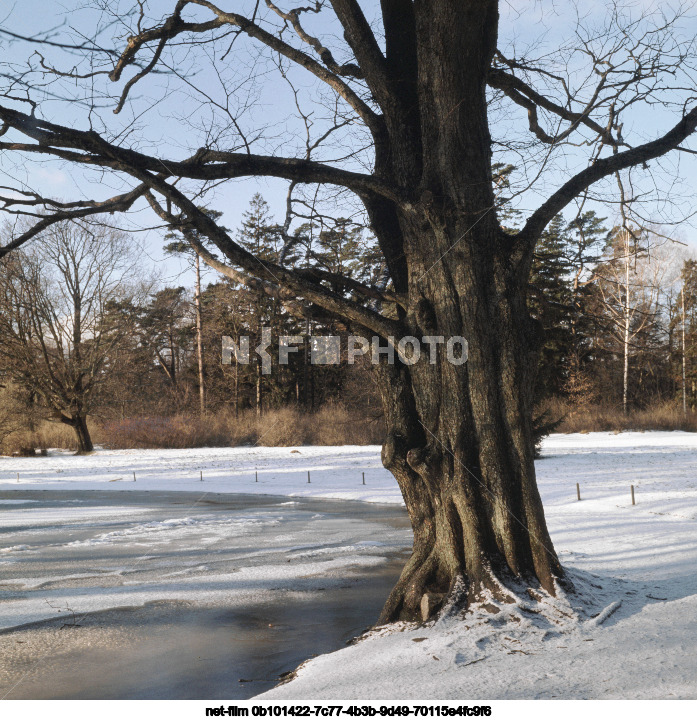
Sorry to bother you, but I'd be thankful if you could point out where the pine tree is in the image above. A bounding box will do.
[236,194,299,413]
[140,287,193,393]
[528,215,574,398]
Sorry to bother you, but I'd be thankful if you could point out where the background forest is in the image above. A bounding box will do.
[2,192,697,455]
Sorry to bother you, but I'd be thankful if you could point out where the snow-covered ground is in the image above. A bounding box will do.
[0,445,401,503]
[1,431,697,699]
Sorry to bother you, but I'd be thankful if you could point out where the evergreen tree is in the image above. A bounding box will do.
[314,219,368,291]
[528,215,574,398]
[236,194,299,413]
[563,212,610,406]
[140,287,193,392]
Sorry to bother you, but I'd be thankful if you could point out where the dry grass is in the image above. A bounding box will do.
[94,415,235,450]
[6,399,694,455]
[96,404,385,450]
[0,420,83,456]
[541,397,697,434]
[1,405,384,454]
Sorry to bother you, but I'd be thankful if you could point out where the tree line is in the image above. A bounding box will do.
[529,213,697,416]
[2,193,696,456]
[0,193,384,452]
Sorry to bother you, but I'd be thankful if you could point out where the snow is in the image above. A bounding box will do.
[2,431,697,698]
[0,445,401,503]
[257,575,697,700]
[255,432,697,699]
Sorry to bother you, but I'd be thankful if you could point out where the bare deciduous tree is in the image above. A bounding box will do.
[1,1,697,621]
[0,220,142,452]
[593,229,677,412]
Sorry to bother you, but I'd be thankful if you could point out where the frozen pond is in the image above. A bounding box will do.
[0,490,411,699]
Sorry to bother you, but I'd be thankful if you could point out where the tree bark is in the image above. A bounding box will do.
[367,0,562,623]
[73,414,94,453]
[60,413,94,453]
[374,213,562,624]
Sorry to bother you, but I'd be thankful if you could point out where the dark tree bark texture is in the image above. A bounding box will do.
[366,1,561,621]
[60,412,94,454]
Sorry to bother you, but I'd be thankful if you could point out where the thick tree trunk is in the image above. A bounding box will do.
[60,413,94,453]
[374,223,563,624]
[73,415,94,453]
[364,0,563,624]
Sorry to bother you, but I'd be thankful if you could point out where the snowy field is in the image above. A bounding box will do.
[1,432,697,699]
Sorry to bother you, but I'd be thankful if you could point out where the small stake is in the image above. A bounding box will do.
[631,484,635,506]
[17,473,19,482]
[576,482,581,501]
[133,471,137,482]
[200,470,203,482]
[255,470,258,483]
[307,470,311,484]
[362,472,366,486]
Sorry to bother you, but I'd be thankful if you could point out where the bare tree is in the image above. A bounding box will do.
[592,228,680,411]
[642,241,691,409]
[164,247,207,414]
[1,1,697,621]
[0,220,142,452]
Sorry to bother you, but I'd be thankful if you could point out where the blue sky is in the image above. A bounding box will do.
[2,0,697,291]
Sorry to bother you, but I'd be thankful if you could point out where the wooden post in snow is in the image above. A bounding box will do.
[576,483,581,501]
[631,485,635,505]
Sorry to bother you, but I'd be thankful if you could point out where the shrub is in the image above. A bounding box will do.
[96,405,385,449]
[0,419,83,455]
[538,397,697,434]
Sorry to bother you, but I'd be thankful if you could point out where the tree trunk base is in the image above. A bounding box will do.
[378,558,574,627]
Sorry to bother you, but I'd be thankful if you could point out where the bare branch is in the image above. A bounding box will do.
[140,182,402,339]
[517,106,697,247]
[265,1,364,78]
[108,0,382,131]
[488,67,623,148]
[329,0,393,109]
[0,105,404,203]
[0,185,148,258]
